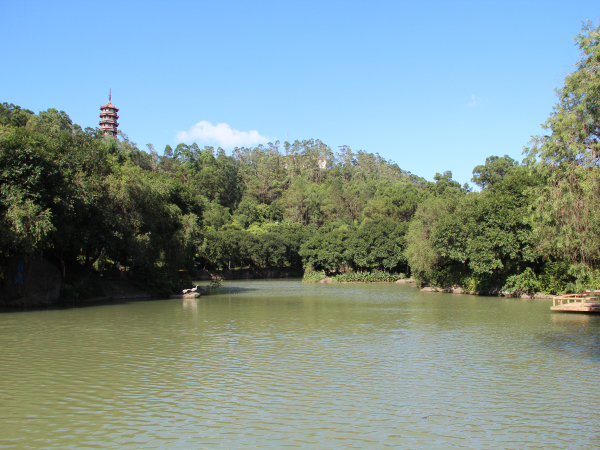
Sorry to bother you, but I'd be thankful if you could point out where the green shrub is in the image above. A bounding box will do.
[538,261,575,294]
[302,270,325,283]
[332,270,402,283]
[502,267,540,295]
[461,276,479,293]
[429,264,469,290]
[567,263,600,293]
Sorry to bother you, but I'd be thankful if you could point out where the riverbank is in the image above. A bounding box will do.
[195,267,303,280]
[318,277,415,284]
[0,279,156,309]
[0,266,304,309]
[419,285,555,299]
[303,270,408,284]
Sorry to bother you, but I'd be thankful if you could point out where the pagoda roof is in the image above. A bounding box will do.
[99,102,119,111]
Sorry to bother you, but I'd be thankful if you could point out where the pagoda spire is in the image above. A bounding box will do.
[99,90,119,136]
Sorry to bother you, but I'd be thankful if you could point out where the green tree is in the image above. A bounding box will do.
[432,168,537,289]
[405,197,456,285]
[299,226,352,271]
[0,103,34,128]
[363,182,428,222]
[524,21,600,268]
[277,223,313,269]
[203,200,232,230]
[471,155,519,189]
[430,171,467,197]
[256,233,287,267]
[26,108,80,135]
[348,219,408,271]
[0,127,62,257]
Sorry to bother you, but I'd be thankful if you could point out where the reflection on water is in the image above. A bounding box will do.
[182,298,198,316]
[1,280,599,449]
[206,286,258,296]
[546,311,600,361]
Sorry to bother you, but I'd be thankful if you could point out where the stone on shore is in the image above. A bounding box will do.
[520,292,556,299]
[319,277,333,284]
[420,286,439,292]
[170,292,200,299]
[395,278,415,284]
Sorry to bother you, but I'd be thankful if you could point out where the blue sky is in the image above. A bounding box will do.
[2,1,598,185]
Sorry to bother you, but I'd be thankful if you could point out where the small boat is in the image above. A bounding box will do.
[551,290,600,312]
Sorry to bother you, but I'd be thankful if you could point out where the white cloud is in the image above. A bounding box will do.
[466,95,481,107]
[176,120,271,148]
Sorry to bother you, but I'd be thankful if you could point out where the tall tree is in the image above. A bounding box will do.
[471,155,519,189]
[524,21,600,267]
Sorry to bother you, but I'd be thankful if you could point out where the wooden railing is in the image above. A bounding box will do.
[553,292,600,307]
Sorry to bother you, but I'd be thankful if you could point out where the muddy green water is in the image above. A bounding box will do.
[1,280,599,449]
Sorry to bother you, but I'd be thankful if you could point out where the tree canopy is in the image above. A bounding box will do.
[2,21,600,296]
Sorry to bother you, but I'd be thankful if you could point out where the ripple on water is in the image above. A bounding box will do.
[1,280,600,448]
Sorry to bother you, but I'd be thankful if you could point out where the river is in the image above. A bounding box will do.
[1,279,599,448]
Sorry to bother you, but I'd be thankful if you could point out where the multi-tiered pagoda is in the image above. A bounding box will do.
[99,90,119,136]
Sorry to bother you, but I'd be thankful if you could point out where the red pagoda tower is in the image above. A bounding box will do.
[99,89,119,136]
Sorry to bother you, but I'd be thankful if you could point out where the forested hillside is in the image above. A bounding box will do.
[0,106,432,285]
[2,22,599,297]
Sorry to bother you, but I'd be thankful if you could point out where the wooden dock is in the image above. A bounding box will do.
[551,291,600,312]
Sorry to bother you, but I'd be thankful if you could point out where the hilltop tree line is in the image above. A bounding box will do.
[2,22,600,295]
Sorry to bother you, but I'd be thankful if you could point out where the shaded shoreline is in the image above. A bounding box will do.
[418,285,555,299]
[194,267,303,280]
[0,269,303,310]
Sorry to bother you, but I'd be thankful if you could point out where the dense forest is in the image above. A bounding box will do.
[2,22,600,297]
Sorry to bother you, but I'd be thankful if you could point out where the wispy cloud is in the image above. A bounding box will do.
[466,94,482,107]
[176,121,271,148]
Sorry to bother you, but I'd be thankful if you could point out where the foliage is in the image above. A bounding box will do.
[4,24,600,299]
[502,268,540,295]
[434,168,537,277]
[563,263,600,293]
[538,261,576,294]
[0,102,34,127]
[130,270,193,296]
[471,155,519,189]
[302,269,403,283]
[405,197,456,286]
[347,219,408,271]
[524,21,600,268]
[299,227,352,271]
[363,182,427,222]
[302,270,325,283]
[332,271,402,283]
[208,275,223,290]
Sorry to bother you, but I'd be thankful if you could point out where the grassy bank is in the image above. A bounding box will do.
[303,270,406,283]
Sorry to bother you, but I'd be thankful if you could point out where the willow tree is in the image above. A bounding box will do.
[524,21,600,268]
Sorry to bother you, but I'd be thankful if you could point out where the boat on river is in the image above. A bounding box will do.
[551,290,600,312]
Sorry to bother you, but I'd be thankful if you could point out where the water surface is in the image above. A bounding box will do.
[1,280,599,448]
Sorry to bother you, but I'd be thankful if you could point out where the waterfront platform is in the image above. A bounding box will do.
[551,291,600,312]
